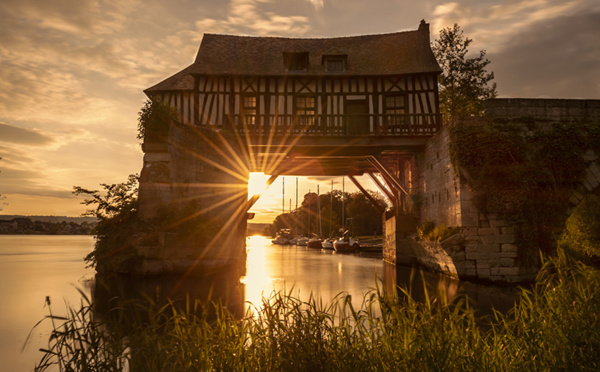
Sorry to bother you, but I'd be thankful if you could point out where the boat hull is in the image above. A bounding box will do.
[333,239,359,253]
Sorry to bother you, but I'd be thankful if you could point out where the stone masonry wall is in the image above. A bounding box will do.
[485,98,600,122]
[416,124,538,283]
[418,126,461,226]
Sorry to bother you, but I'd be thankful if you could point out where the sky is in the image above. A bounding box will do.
[0,0,599,223]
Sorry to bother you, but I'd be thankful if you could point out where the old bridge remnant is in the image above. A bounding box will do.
[137,20,441,277]
[134,18,600,283]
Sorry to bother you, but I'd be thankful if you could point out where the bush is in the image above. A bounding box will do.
[417,221,458,242]
[559,194,600,262]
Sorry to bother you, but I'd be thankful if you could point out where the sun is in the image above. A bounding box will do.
[248,172,272,199]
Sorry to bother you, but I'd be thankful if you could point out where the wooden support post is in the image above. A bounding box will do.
[367,156,412,201]
[367,172,397,205]
[348,175,386,213]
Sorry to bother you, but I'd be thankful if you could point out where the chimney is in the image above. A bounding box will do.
[417,20,432,61]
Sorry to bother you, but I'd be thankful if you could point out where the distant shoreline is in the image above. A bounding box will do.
[0,215,269,236]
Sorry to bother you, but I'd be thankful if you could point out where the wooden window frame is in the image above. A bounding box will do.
[384,93,406,128]
[242,94,257,126]
[294,94,316,126]
[325,58,346,73]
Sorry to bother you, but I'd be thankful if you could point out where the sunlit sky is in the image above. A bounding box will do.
[1,0,599,223]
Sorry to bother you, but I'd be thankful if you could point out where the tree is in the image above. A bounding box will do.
[73,174,140,271]
[137,99,179,143]
[432,24,497,124]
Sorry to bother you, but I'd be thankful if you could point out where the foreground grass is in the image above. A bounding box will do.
[31,251,600,371]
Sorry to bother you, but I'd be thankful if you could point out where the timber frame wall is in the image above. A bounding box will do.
[151,74,441,137]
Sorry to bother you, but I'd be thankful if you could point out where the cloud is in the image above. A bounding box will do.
[0,123,54,146]
[429,0,600,51]
[490,11,600,98]
[194,0,311,36]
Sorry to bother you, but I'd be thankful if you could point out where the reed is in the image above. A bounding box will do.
[31,254,600,371]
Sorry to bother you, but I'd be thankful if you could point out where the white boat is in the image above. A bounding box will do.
[272,229,293,245]
[296,236,308,246]
[321,238,334,250]
[333,235,359,253]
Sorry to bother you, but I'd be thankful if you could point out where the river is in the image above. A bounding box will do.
[0,235,519,371]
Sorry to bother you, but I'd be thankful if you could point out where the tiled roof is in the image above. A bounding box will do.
[146,21,441,93]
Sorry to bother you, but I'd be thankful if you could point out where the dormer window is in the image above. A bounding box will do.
[283,45,309,72]
[322,48,347,73]
[325,58,345,72]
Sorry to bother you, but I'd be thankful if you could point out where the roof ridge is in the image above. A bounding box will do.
[202,28,418,41]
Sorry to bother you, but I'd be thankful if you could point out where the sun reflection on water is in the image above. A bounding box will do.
[241,236,275,310]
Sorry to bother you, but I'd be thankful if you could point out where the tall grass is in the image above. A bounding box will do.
[31,252,600,371]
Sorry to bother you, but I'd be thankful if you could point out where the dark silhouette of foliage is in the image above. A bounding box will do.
[73,174,141,272]
[137,99,179,143]
[432,24,497,124]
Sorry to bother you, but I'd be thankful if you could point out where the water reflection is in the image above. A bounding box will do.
[93,235,519,320]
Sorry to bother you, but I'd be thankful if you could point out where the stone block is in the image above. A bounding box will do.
[481,234,515,244]
[463,227,479,236]
[477,268,491,278]
[502,244,518,253]
[480,243,501,253]
[477,260,491,269]
[500,251,519,258]
[478,227,500,236]
[479,219,490,228]
[489,219,507,228]
[465,243,479,254]
[461,213,479,227]
[501,258,516,267]
[463,260,476,269]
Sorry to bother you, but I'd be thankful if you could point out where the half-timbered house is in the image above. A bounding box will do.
[145,20,441,143]
[135,20,443,276]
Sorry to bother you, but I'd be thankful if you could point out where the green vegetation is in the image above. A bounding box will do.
[449,119,600,259]
[432,24,497,124]
[73,174,141,273]
[559,194,600,263]
[31,250,600,371]
[417,221,458,242]
[136,99,179,143]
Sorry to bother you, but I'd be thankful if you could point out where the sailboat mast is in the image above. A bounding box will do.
[330,179,333,237]
[317,185,322,237]
[282,177,285,214]
[342,176,345,231]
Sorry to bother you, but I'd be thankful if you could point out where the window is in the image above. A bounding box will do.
[243,95,257,126]
[295,96,315,126]
[325,58,345,72]
[384,94,406,126]
[322,49,347,73]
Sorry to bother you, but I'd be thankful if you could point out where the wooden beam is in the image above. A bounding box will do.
[367,156,411,200]
[348,175,386,213]
[367,172,397,205]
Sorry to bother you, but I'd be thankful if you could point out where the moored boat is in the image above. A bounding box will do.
[307,236,322,249]
[333,236,359,253]
[296,236,309,246]
[272,229,293,245]
[321,238,334,250]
